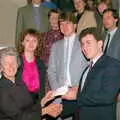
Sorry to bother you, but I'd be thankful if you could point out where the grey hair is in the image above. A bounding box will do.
[0,47,20,68]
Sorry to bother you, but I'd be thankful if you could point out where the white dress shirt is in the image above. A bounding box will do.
[33,4,40,7]
[64,33,76,87]
[104,27,118,51]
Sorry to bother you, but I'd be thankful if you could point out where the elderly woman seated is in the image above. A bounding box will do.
[0,47,62,120]
[0,47,7,78]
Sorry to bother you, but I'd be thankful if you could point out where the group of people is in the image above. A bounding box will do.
[0,0,120,120]
[0,29,62,120]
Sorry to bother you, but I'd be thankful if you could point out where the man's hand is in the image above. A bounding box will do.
[62,86,78,100]
[42,103,63,117]
[41,91,54,107]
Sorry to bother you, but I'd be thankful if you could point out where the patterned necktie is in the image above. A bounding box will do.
[89,61,93,70]
[33,7,41,30]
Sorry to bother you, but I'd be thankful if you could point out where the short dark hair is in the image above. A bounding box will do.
[79,27,103,42]
[103,8,119,19]
[58,12,77,24]
[48,9,61,19]
[103,8,119,26]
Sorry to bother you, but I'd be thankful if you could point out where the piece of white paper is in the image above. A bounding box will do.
[52,86,69,97]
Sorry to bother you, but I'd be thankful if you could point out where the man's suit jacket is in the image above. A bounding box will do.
[76,10,97,35]
[62,55,120,120]
[48,36,88,90]
[0,76,41,120]
[103,28,120,120]
[103,28,120,61]
[15,4,49,46]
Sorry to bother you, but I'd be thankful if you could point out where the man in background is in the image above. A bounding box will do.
[102,8,120,120]
[48,12,87,120]
[15,0,50,47]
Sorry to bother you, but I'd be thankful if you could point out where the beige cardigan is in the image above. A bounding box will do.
[76,10,97,35]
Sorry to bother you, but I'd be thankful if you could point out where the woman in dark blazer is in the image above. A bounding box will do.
[16,28,46,104]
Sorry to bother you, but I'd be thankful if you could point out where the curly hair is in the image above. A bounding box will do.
[16,28,44,57]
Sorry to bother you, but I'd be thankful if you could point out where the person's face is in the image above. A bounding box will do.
[22,34,38,53]
[103,11,118,31]
[32,0,41,4]
[73,0,86,12]
[87,0,94,8]
[60,21,76,37]
[80,34,103,60]
[2,55,18,79]
[49,12,59,30]
[97,2,108,14]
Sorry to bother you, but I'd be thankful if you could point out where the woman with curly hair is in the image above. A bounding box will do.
[16,28,46,106]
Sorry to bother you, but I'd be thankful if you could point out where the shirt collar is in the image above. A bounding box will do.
[33,3,40,7]
[90,52,103,67]
[64,33,76,41]
[108,27,118,36]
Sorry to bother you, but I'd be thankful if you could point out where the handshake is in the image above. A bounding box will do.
[41,90,63,118]
[41,86,78,118]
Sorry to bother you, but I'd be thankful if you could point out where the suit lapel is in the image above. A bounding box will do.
[69,36,80,77]
[78,66,89,92]
[107,29,120,52]
[61,40,65,67]
[56,40,65,69]
[81,55,106,92]
[70,36,79,64]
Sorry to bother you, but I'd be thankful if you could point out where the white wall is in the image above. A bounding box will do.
[0,0,27,47]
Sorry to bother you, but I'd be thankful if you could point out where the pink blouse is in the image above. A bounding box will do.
[22,55,40,93]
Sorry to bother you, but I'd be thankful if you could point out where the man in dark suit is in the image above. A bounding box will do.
[102,8,120,60]
[102,8,120,120]
[46,27,120,120]
[15,0,50,47]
